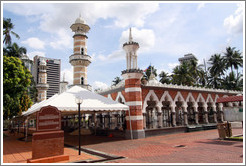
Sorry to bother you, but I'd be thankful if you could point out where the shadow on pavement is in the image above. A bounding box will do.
[195,139,238,146]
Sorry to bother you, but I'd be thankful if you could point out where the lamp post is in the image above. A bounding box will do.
[75,96,83,155]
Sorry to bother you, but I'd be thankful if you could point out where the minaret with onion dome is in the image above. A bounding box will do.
[69,14,92,90]
[36,58,49,102]
[121,28,145,139]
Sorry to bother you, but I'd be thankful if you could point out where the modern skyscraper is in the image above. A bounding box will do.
[33,56,61,99]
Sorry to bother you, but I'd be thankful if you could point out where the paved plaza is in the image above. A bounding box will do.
[3,128,244,163]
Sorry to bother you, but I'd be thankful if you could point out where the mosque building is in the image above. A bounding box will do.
[96,28,242,139]
[24,15,242,140]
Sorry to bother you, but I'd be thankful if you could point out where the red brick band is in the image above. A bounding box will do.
[126,120,144,130]
[33,130,64,140]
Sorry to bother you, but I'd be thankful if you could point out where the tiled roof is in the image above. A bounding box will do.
[217,95,243,103]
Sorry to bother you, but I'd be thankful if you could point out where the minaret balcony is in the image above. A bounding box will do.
[69,54,91,64]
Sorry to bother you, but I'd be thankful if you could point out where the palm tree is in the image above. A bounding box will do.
[3,18,20,45]
[207,54,225,88]
[223,47,243,73]
[208,54,225,76]
[112,76,122,86]
[171,62,195,86]
[222,71,243,91]
[159,71,170,84]
[4,42,27,58]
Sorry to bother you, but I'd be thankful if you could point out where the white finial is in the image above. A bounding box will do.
[129,28,133,42]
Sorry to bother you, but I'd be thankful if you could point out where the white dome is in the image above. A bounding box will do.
[40,59,46,66]
[75,16,85,24]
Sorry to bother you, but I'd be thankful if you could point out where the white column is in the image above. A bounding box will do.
[183,106,188,126]
[212,104,217,123]
[203,104,209,124]
[158,112,162,128]
[171,107,176,127]
[143,113,146,129]
[194,103,199,125]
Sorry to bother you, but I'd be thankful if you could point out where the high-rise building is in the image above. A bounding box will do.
[33,56,61,99]
[178,53,197,64]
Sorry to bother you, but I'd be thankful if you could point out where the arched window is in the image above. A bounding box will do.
[81,77,84,85]
[81,48,84,55]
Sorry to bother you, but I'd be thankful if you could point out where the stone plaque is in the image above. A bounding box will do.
[37,105,61,132]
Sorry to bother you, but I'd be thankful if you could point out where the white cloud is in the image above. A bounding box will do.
[4,3,159,31]
[49,29,73,49]
[61,67,73,85]
[93,81,109,90]
[27,51,46,60]
[197,3,205,11]
[21,37,45,49]
[224,3,244,34]
[96,27,155,62]
[168,62,179,70]
[120,27,155,53]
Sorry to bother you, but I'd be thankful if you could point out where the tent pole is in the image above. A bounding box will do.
[128,110,133,140]
[94,111,97,136]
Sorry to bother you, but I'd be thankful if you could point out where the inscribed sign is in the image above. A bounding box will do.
[36,105,61,131]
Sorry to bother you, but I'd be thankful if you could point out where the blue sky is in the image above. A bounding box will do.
[2,1,244,90]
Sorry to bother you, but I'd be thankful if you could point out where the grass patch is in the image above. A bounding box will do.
[224,136,243,141]
[230,136,243,140]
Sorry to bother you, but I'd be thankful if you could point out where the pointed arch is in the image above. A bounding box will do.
[142,90,160,113]
[206,94,214,103]
[196,93,206,103]
[214,94,220,103]
[174,91,185,103]
[115,91,126,104]
[107,94,113,100]
[186,92,196,103]
[160,91,173,103]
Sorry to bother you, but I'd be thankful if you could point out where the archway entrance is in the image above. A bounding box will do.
[207,102,214,123]
[175,101,184,126]
[146,96,158,129]
[198,102,205,124]
[161,101,172,127]
[187,102,196,125]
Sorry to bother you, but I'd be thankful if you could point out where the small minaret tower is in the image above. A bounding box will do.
[69,15,91,90]
[59,73,68,93]
[123,28,140,70]
[36,58,49,102]
[122,28,145,139]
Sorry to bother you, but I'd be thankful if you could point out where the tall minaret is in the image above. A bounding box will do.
[122,28,145,139]
[69,15,91,90]
[36,58,49,102]
[123,28,140,70]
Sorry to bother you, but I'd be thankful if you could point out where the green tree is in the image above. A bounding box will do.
[223,47,243,73]
[171,62,195,86]
[207,54,225,89]
[4,42,27,58]
[159,71,171,84]
[3,56,33,120]
[222,71,243,91]
[143,65,157,81]
[3,18,20,45]
[112,76,122,86]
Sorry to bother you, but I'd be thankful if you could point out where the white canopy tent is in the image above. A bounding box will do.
[22,86,133,139]
[23,86,129,116]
